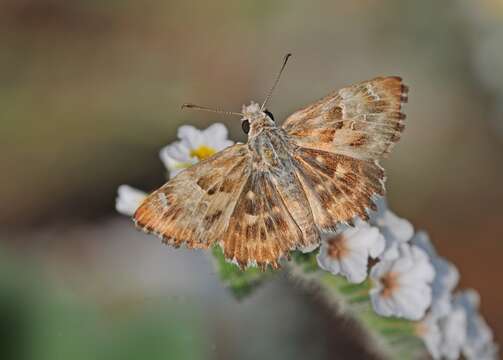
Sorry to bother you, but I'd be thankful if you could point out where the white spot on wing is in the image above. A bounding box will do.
[158,193,169,209]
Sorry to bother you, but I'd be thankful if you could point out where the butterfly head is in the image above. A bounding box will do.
[241,102,275,135]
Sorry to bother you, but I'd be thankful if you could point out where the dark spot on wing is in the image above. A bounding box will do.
[265,217,275,232]
[204,210,222,228]
[349,134,368,147]
[219,178,235,193]
[319,128,336,143]
[246,223,258,239]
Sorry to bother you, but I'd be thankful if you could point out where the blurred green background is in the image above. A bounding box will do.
[1,0,502,359]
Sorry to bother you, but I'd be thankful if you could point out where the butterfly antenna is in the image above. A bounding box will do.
[260,53,292,111]
[181,103,243,117]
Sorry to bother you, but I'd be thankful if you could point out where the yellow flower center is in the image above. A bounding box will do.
[190,145,216,161]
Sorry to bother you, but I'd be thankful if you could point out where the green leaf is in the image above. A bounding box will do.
[291,251,318,272]
[210,246,274,300]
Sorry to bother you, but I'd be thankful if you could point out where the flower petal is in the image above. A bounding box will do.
[438,306,467,360]
[454,290,498,359]
[416,314,442,359]
[339,249,369,283]
[411,231,459,318]
[371,198,414,260]
[115,185,147,216]
[178,125,205,148]
[203,123,228,140]
[317,222,384,283]
[370,243,434,320]
[316,245,341,274]
[160,141,192,162]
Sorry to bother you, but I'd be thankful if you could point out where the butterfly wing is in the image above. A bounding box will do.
[221,170,312,269]
[284,77,407,229]
[134,143,317,269]
[134,144,251,249]
[283,76,408,160]
[292,147,384,229]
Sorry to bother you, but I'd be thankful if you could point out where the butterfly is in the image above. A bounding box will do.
[133,54,408,270]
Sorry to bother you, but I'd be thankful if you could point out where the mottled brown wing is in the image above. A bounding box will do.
[134,144,315,269]
[221,170,312,269]
[221,158,321,269]
[283,76,408,160]
[134,144,251,249]
[293,147,384,230]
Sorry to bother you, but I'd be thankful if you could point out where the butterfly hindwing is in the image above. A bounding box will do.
[293,147,384,230]
[283,76,408,160]
[222,171,306,269]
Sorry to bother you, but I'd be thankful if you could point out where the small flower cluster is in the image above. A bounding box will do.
[317,199,435,320]
[116,123,498,359]
[317,199,498,359]
[422,256,497,359]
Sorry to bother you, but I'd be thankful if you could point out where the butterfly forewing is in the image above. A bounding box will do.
[134,144,251,249]
[282,76,408,160]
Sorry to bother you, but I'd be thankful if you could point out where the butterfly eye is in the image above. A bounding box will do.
[264,109,274,121]
[241,119,250,134]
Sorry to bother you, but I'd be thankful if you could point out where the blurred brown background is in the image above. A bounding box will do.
[1,0,502,359]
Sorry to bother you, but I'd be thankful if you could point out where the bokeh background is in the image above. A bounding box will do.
[1,0,503,359]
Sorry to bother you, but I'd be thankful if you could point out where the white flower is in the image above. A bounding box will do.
[159,123,234,178]
[418,290,498,360]
[370,243,435,320]
[411,231,459,318]
[370,198,414,260]
[416,307,467,360]
[317,219,385,283]
[115,185,147,216]
[454,290,499,360]
[415,313,442,359]
[436,304,468,360]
